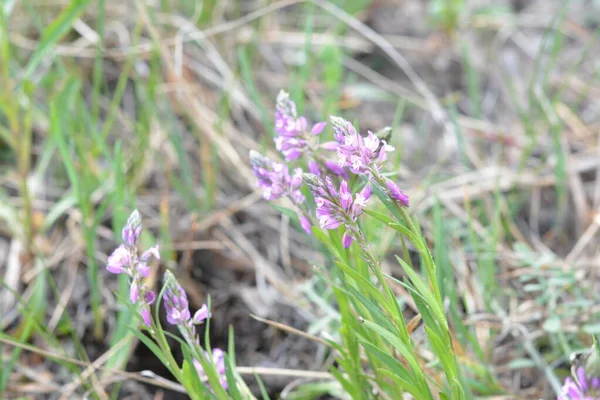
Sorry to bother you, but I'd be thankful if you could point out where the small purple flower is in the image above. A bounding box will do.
[141,245,160,261]
[106,245,130,275]
[324,160,348,179]
[311,121,327,135]
[130,281,139,303]
[192,304,210,325]
[385,179,410,207]
[164,282,192,325]
[298,213,312,235]
[140,308,151,327]
[304,174,370,248]
[342,232,353,248]
[194,348,228,390]
[137,262,150,278]
[163,275,210,327]
[308,160,321,176]
[250,151,305,204]
[107,210,160,327]
[274,90,328,160]
[330,116,394,175]
[559,366,600,400]
[274,91,308,160]
[145,291,156,305]
[320,141,338,151]
[122,210,142,247]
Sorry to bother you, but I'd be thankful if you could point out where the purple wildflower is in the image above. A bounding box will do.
[163,277,209,327]
[330,116,394,175]
[250,150,305,204]
[106,245,130,274]
[308,160,321,176]
[194,348,228,390]
[385,178,410,207]
[298,212,312,234]
[559,367,600,399]
[274,90,326,161]
[324,160,349,179]
[106,210,159,326]
[304,173,370,248]
[121,209,142,247]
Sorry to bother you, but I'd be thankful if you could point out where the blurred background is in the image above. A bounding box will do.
[1,0,600,398]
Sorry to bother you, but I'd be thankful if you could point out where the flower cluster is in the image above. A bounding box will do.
[330,116,409,207]
[330,116,394,175]
[250,150,304,204]
[107,211,229,392]
[251,90,411,246]
[560,366,600,399]
[304,173,371,248]
[162,273,228,390]
[106,210,159,326]
[194,348,228,390]
[163,278,209,327]
[274,90,326,160]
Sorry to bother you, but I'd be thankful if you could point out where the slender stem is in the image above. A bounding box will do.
[346,222,390,303]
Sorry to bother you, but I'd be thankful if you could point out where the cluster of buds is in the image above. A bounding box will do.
[250,150,312,234]
[304,174,371,248]
[250,150,304,204]
[163,275,210,327]
[560,366,600,399]
[330,116,409,207]
[106,210,159,326]
[330,116,394,174]
[274,90,327,161]
[162,270,227,391]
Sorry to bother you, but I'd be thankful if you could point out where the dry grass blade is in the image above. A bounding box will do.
[250,314,332,348]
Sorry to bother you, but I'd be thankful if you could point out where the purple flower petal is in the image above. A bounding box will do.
[145,290,156,305]
[385,179,410,207]
[192,304,210,324]
[137,262,150,278]
[106,245,129,275]
[299,213,312,235]
[308,160,321,176]
[311,121,327,135]
[140,308,151,326]
[141,245,160,261]
[342,232,353,248]
[130,281,139,304]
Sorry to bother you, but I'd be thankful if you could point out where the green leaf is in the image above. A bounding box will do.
[255,373,271,400]
[583,323,600,334]
[21,0,91,80]
[543,315,561,333]
[225,356,243,399]
[181,357,207,400]
[129,329,174,374]
[359,340,413,390]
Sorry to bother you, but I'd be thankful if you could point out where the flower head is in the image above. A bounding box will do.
[274,90,326,160]
[163,280,192,325]
[122,209,142,247]
[330,116,394,175]
[304,173,371,248]
[106,245,130,275]
[559,366,600,400]
[163,271,209,327]
[385,178,410,207]
[107,210,160,327]
[250,150,305,204]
